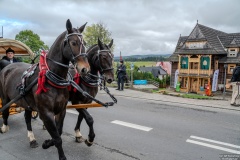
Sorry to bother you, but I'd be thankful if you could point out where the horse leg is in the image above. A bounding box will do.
[55,110,66,136]
[41,111,66,160]
[74,109,85,143]
[82,109,95,147]
[0,108,10,133]
[24,110,38,148]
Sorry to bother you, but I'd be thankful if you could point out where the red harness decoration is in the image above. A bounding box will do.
[36,50,50,94]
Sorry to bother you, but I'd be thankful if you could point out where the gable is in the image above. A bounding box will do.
[188,25,205,40]
[230,38,237,45]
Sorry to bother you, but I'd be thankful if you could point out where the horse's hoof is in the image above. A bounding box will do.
[60,156,67,160]
[30,140,38,148]
[0,125,9,133]
[42,139,54,149]
[75,136,85,143]
[85,139,93,147]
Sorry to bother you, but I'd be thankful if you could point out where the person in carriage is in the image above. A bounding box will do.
[2,47,21,63]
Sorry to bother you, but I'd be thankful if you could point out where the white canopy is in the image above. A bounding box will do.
[0,38,35,59]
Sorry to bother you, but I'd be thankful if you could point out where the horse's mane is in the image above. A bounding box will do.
[87,44,98,60]
[49,31,67,52]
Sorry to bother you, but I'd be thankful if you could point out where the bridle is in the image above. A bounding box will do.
[41,32,88,88]
[64,32,87,64]
[96,49,114,74]
[46,32,87,69]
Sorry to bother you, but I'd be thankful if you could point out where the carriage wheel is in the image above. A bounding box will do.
[32,111,38,119]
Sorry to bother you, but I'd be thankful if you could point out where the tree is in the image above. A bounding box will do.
[83,22,114,51]
[15,30,49,54]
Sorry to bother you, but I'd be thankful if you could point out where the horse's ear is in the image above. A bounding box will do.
[98,38,104,50]
[78,22,87,33]
[66,19,73,33]
[108,39,113,48]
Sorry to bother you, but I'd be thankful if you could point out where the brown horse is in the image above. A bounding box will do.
[69,38,114,146]
[0,19,90,160]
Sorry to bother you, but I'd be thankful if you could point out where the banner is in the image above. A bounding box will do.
[174,69,179,88]
[212,69,219,91]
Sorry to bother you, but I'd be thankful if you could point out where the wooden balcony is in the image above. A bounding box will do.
[179,69,213,76]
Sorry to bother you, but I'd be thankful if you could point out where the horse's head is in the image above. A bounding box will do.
[63,19,90,75]
[97,38,114,84]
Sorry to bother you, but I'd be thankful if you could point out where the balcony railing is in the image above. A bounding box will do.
[179,69,213,75]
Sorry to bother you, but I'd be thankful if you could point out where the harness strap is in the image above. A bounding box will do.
[0,78,38,112]
[70,80,113,107]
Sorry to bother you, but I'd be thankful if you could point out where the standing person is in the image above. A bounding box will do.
[116,60,126,91]
[2,47,21,63]
[230,65,240,106]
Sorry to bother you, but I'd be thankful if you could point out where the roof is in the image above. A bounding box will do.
[219,53,240,64]
[168,36,188,62]
[0,38,35,58]
[156,61,171,74]
[138,66,167,77]
[169,23,240,62]
[218,33,240,47]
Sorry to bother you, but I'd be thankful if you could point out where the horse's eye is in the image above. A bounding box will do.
[71,42,77,46]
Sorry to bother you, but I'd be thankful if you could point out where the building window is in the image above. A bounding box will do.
[228,64,236,74]
[228,48,237,57]
[181,57,188,69]
[187,42,206,49]
[200,56,210,70]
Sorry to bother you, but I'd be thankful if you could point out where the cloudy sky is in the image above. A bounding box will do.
[0,0,239,56]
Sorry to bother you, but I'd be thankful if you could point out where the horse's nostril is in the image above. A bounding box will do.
[81,68,87,74]
[107,79,113,83]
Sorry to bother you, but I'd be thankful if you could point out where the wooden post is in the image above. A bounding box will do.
[209,55,212,76]
[188,55,190,74]
[198,55,201,75]
[178,55,181,73]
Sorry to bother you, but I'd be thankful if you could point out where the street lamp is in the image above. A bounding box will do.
[223,64,228,100]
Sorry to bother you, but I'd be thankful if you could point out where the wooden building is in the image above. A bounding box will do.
[169,23,240,94]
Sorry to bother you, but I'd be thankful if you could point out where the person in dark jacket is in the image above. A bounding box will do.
[230,65,240,106]
[116,60,126,91]
[2,47,21,63]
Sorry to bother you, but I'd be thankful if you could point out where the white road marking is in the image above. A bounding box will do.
[190,135,240,149]
[186,135,240,154]
[66,110,79,115]
[111,120,152,131]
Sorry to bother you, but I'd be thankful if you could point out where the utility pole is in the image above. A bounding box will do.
[131,62,134,88]
[0,26,3,38]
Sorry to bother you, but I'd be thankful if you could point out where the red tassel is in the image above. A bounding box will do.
[36,70,49,94]
[36,51,49,94]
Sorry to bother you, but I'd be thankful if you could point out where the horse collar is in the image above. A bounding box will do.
[36,50,69,94]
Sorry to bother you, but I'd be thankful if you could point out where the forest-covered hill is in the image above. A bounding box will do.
[114,54,171,61]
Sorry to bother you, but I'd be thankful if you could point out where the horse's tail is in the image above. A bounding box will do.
[0,59,11,71]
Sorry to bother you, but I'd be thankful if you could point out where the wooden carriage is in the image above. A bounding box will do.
[0,38,37,118]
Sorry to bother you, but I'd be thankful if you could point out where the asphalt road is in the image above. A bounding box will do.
[0,94,240,160]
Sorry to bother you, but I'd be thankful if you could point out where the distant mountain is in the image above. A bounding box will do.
[114,54,171,61]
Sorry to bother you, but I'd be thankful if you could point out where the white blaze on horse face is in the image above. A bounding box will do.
[75,129,82,138]
[1,124,9,133]
[28,131,36,141]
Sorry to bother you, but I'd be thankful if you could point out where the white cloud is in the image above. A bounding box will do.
[0,0,239,56]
